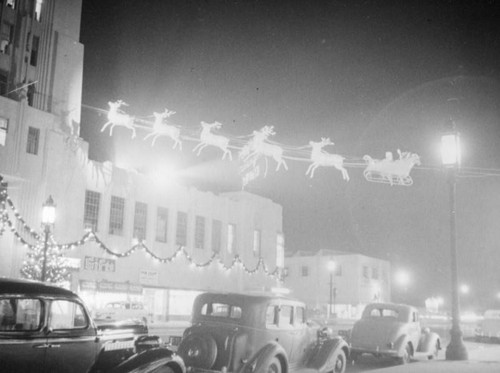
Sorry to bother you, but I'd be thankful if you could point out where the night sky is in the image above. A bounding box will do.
[79,0,500,309]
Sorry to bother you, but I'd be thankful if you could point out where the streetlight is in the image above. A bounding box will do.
[327,260,337,318]
[441,121,468,360]
[41,195,56,282]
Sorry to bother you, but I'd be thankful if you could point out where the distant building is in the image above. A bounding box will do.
[0,0,284,321]
[284,249,391,318]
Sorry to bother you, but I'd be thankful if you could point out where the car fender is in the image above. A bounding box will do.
[393,334,412,357]
[306,337,349,372]
[109,347,185,373]
[417,330,440,354]
[237,341,288,373]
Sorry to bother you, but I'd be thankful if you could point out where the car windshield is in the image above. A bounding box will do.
[200,302,242,319]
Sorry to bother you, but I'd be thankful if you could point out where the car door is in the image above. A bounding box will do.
[43,298,99,373]
[288,305,309,366]
[0,297,47,373]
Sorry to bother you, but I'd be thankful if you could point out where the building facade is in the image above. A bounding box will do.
[0,0,284,321]
[284,249,391,318]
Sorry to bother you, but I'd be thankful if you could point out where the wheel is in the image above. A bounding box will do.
[332,350,346,373]
[265,357,282,373]
[428,341,440,360]
[177,334,217,369]
[397,343,412,365]
[150,366,174,373]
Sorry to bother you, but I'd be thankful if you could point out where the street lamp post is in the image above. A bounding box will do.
[327,260,337,318]
[41,196,56,282]
[441,122,468,361]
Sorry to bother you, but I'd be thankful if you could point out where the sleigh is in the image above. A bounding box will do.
[363,169,413,186]
[363,151,420,187]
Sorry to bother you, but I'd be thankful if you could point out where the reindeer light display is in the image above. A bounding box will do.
[306,137,349,180]
[100,100,136,138]
[192,121,232,160]
[143,109,182,149]
[241,125,288,172]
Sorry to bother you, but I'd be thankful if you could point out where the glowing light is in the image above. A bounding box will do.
[459,284,470,295]
[395,269,410,287]
[441,133,461,167]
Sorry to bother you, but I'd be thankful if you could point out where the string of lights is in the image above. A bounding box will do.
[0,184,284,281]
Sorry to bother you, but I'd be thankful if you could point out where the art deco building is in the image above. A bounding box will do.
[0,0,284,321]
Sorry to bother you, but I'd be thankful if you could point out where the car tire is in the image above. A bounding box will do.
[398,343,412,365]
[333,349,346,373]
[149,366,174,373]
[178,334,217,369]
[428,341,439,360]
[265,357,282,373]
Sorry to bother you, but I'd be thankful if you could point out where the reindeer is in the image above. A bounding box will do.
[244,126,288,172]
[306,137,349,180]
[143,109,182,149]
[192,121,232,160]
[100,100,136,138]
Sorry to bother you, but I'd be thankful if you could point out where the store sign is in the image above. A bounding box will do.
[139,270,159,285]
[84,256,116,272]
[80,280,142,294]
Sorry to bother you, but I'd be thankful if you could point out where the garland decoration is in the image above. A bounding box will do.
[0,181,284,281]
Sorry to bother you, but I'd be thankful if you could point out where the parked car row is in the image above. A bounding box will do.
[1,277,443,373]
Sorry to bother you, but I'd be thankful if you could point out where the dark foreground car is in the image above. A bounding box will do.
[0,277,184,373]
[177,292,349,373]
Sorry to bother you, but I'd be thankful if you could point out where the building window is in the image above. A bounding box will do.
[372,267,379,279]
[194,216,205,249]
[155,207,168,243]
[35,0,43,21]
[0,72,7,95]
[84,190,100,232]
[30,36,39,66]
[301,266,309,277]
[108,196,124,235]
[276,232,284,267]
[0,22,14,55]
[26,127,39,155]
[0,117,7,146]
[133,202,147,241]
[211,219,221,253]
[227,223,236,254]
[362,266,369,279]
[253,229,261,257]
[176,211,187,246]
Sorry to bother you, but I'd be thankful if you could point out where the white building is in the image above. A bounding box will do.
[0,0,285,321]
[284,249,391,318]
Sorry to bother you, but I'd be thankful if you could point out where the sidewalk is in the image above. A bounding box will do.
[372,340,500,373]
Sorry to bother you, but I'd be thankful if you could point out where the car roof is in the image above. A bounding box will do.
[0,277,78,298]
[195,291,303,307]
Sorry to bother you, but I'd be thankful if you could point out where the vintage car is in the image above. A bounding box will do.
[475,309,500,343]
[349,303,441,364]
[0,278,184,373]
[177,291,349,373]
[94,301,151,324]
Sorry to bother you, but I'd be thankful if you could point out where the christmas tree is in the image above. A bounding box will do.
[20,242,70,283]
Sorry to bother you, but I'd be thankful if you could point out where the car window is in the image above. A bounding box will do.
[200,302,242,319]
[49,300,88,330]
[266,305,278,327]
[295,306,305,325]
[278,305,294,328]
[0,298,43,331]
[369,308,398,318]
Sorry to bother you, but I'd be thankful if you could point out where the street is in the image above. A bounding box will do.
[150,319,500,372]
